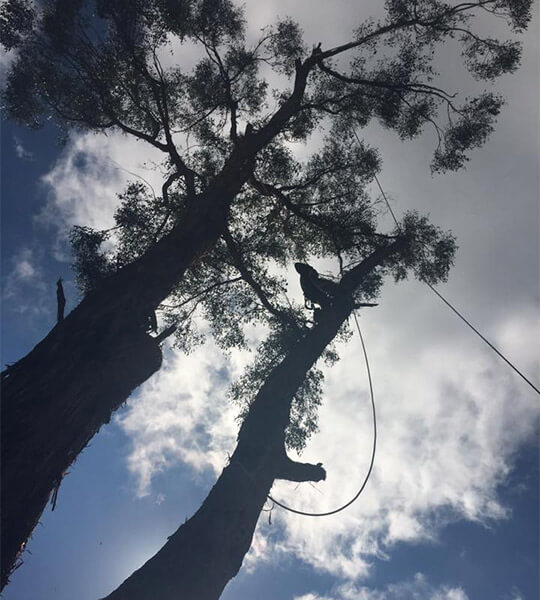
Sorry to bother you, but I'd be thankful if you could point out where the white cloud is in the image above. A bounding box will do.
[116,274,539,582]
[294,573,469,600]
[12,251,38,281]
[13,136,33,161]
[2,247,50,318]
[256,288,538,578]
[116,339,252,496]
[39,130,166,257]
[0,47,16,88]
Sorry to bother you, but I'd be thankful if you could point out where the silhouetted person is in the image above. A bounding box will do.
[56,278,66,323]
[295,263,377,322]
[294,263,340,309]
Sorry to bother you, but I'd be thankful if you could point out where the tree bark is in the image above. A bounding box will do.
[0,147,255,588]
[0,50,320,586]
[101,239,405,600]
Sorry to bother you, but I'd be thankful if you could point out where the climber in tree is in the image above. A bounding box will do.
[295,262,378,323]
[295,263,339,310]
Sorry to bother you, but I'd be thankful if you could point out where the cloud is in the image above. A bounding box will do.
[116,339,251,497]
[294,573,469,600]
[2,247,50,318]
[256,287,538,578]
[116,271,539,581]
[0,47,16,88]
[11,248,39,282]
[39,130,165,261]
[13,136,33,161]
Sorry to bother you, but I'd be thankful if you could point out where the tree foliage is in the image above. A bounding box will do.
[69,166,457,451]
[2,0,531,169]
[1,0,534,590]
[5,0,530,450]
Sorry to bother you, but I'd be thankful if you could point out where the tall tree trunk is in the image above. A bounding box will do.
[0,149,256,588]
[0,57,315,586]
[101,240,405,600]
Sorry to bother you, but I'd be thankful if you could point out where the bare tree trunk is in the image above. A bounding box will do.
[101,240,405,600]
[0,58,317,586]
[0,152,254,587]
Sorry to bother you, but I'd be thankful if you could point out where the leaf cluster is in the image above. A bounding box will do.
[4,0,531,447]
[69,144,456,449]
[2,0,532,175]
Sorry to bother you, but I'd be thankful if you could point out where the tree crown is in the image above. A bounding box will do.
[4,0,532,447]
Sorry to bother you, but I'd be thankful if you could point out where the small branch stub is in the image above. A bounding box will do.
[56,278,66,323]
[275,456,326,483]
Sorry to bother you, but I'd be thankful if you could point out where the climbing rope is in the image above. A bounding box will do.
[269,150,539,518]
[268,310,377,516]
[372,170,540,396]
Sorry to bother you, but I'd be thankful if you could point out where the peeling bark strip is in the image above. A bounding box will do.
[102,240,405,600]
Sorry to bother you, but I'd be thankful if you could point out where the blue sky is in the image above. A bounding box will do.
[1,2,539,599]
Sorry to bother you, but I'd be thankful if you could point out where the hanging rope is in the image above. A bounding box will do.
[423,281,540,395]
[360,130,538,394]
[270,143,539,518]
[372,169,540,397]
[268,310,377,517]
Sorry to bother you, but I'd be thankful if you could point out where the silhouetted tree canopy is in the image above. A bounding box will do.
[1,0,533,587]
[3,0,532,170]
[4,0,528,451]
[70,157,458,451]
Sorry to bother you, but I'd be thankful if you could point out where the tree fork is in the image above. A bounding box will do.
[101,239,405,600]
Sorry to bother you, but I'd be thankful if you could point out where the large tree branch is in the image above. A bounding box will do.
[151,171,181,244]
[340,236,409,294]
[110,117,170,152]
[315,0,498,63]
[249,0,498,152]
[274,455,326,483]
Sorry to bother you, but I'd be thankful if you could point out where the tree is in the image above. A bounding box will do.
[0,0,533,587]
[98,211,455,599]
[65,165,455,599]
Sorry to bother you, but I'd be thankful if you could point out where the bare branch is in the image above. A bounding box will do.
[150,51,198,198]
[160,276,243,310]
[318,62,457,102]
[222,228,302,332]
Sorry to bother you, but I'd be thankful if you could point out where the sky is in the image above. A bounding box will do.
[1,2,539,599]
